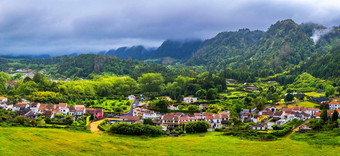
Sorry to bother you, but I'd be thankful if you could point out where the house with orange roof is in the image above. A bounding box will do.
[329,100,339,110]
[0,97,7,103]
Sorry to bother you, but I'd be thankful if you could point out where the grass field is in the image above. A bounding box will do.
[0,127,339,155]
[276,101,319,109]
[305,92,325,98]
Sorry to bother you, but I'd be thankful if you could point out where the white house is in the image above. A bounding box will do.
[183,97,197,103]
[0,97,7,103]
[329,101,339,110]
[29,102,40,112]
[251,123,268,130]
[0,103,13,110]
[128,95,136,101]
[13,103,29,111]
[168,105,179,110]
[142,110,158,119]
[305,108,319,116]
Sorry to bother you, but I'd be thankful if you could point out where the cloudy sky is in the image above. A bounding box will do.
[0,0,340,55]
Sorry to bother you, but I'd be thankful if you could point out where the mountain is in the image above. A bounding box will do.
[104,39,202,63]
[246,19,315,73]
[106,45,150,60]
[186,19,315,75]
[186,29,263,69]
[150,39,202,60]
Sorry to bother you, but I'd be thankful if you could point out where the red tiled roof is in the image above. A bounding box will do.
[203,113,212,116]
[59,103,67,107]
[329,101,339,105]
[292,106,300,110]
[243,112,251,116]
[206,116,214,120]
[86,108,95,111]
[314,112,321,116]
[30,102,39,106]
[38,104,46,110]
[194,113,201,116]
[213,114,221,119]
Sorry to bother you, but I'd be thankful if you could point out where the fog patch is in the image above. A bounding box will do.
[311,28,333,43]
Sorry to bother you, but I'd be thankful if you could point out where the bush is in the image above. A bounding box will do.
[109,122,163,136]
[185,121,210,133]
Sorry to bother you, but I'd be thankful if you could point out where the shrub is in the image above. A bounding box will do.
[185,121,210,133]
[109,122,163,136]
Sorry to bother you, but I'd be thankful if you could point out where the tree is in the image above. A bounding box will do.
[320,108,328,121]
[187,105,199,112]
[284,93,294,103]
[336,87,340,95]
[196,89,207,99]
[325,85,335,97]
[206,88,218,100]
[90,114,95,121]
[153,98,171,113]
[114,107,124,115]
[185,121,210,133]
[331,110,339,122]
[33,73,44,83]
[138,73,164,97]
[143,118,154,125]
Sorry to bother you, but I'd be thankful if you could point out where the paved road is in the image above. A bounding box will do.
[123,99,139,116]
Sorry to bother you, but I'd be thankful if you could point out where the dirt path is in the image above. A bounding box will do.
[89,120,105,134]
[89,118,120,133]
[284,119,309,139]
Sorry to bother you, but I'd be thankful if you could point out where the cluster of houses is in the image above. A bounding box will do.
[0,97,103,120]
[1,93,340,131]
[247,103,340,130]
[117,101,231,130]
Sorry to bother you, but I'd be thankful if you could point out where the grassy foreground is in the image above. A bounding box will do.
[0,127,339,156]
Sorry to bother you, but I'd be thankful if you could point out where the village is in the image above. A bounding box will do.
[1,94,339,132]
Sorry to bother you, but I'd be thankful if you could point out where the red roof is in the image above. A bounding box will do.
[292,106,300,111]
[243,112,251,116]
[337,109,340,114]
[314,112,321,116]
[59,103,67,107]
[329,101,339,105]
[194,113,201,116]
[203,113,212,116]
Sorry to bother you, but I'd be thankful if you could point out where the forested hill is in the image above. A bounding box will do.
[187,19,315,73]
[105,39,202,61]
[21,54,190,82]
[186,29,264,70]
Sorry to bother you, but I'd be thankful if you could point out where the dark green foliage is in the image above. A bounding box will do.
[184,121,210,133]
[284,93,294,102]
[89,114,94,121]
[320,108,328,121]
[331,110,338,122]
[109,122,163,136]
[143,118,154,125]
[206,88,218,100]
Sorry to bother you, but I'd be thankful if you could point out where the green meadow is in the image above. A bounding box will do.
[0,127,339,156]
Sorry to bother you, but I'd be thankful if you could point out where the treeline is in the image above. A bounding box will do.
[2,70,227,104]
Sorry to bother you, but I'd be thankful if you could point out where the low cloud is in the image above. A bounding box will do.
[0,0,340,55]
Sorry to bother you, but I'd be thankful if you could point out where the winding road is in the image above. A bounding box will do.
[123,99,139,116]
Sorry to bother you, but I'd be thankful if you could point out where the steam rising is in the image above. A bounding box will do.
[311,28,332,43]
